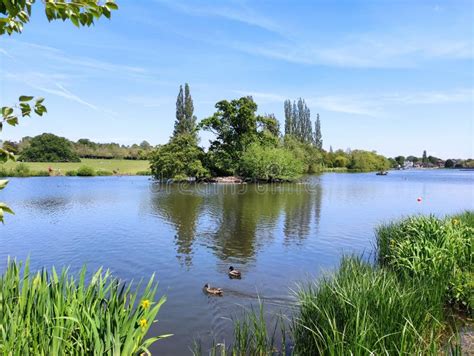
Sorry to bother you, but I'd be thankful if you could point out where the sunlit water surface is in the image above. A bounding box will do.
[1,170,473,355]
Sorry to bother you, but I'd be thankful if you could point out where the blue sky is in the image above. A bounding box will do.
[1,0,473,159]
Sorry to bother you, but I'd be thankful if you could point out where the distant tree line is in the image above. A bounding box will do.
[1,135,153,162]
[388,151,474,169]
[150,84,391,182]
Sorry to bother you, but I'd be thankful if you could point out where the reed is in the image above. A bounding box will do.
[0,259,171,355]
[376,214,473,309]
[293,256,449,355]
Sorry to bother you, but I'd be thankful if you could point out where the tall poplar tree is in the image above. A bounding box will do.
[284,99,292,136]
[174,85,185,136]
[184,83,196,136]
[314,113,323,149]
[174,83,196,138]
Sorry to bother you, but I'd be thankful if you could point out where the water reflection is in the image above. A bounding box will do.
[149,185,204,266]
[148,183,323,264]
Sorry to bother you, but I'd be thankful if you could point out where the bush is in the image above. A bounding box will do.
[150,134,208,181]
[377,214,473,309]
[76,166,95,177]
[65,170,77,176]
[95,170,113,176]
[12,163,31,177]
[293,256,447,355]
[0,259,170,354]
[239,143,304,181]
[136,170,152,176]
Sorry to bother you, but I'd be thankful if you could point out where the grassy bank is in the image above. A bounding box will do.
[0,159,151,176]
[200,212,472,355]
[0,259,170,354]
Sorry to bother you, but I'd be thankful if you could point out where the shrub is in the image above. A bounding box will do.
[136,170,152,176]
[65,170,77,176]
[95,170,113,176]
[239,143,304,181]
[293,256,447,355]
[12,163,31,177]
[76,166,96,177]
[377,214,473,309]
[0,259,170,354]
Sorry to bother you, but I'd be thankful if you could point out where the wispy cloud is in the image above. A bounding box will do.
[233,88,474,116]
[154,0,284,36]
[3,71,118,115]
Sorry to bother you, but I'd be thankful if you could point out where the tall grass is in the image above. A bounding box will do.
[293,256,449,355]
[0,259,171,354]
[377,214,473,310]
[192,301,289,355]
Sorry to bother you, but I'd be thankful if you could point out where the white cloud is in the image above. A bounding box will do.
[232,88,474,116]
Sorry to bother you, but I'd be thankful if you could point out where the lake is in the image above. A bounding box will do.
[1,170,472,355]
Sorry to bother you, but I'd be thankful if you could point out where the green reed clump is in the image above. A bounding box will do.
[377,214,473,309]
[293,256,449,355]
[0,259,171,355]
[193,301,289,356]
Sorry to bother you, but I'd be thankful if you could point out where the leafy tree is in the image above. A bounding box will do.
[173,83,196,137]
[394,156,405,166]
[349,150,390,172]
[0,0,117,222]
[284,99,292,136]
[283,135,323,173]
[334,155,349,168]
[445,159,454,168]
[19,133,80,162]
[422,150,428,164]
[1,140,18,155]
[239,143,303,181]
[200,96,277,175]
[150,134,208,181]
[314,113,322,150]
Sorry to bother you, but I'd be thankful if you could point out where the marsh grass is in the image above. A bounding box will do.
[293,256,451,355]
[0,259,171,355]
[376,213,473,310]
[192,301,290,355]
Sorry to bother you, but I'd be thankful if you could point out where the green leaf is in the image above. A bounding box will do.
[2,106,13,117]
[19,95,34,102]
[0,180,9,190]
[0,203,14,215]
[105,2,119,10]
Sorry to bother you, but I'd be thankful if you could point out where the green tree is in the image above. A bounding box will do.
[314,113,322,150]
[174,85,185,136]
[184,83,196,136]
[173,83,196,137]
[0,0,117,223]
[150,134,208,181]
[19,133,80,162]
[394,156,405,166]
[200,96,276,175]
[445,159,454,168]
[284,99,292,136]
[239,143,303,181]
[422,150,428,164]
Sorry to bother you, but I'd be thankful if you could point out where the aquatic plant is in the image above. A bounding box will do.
[0,259,171,354]
[377,214,473,309]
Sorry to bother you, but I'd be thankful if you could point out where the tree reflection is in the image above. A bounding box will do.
[148,182,323,265]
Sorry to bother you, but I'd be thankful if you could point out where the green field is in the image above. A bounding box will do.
[2,159,150,175]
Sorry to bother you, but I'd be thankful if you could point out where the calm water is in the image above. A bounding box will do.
[1,170,473,354]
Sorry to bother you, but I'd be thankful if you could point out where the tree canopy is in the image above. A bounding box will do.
[19,133,80,162]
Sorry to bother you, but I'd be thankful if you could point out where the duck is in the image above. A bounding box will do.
[203,284,223,296]
[228,266,241,278]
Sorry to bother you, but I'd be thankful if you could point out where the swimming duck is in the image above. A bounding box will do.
[203,284,223,296]
[228,266,241,278]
